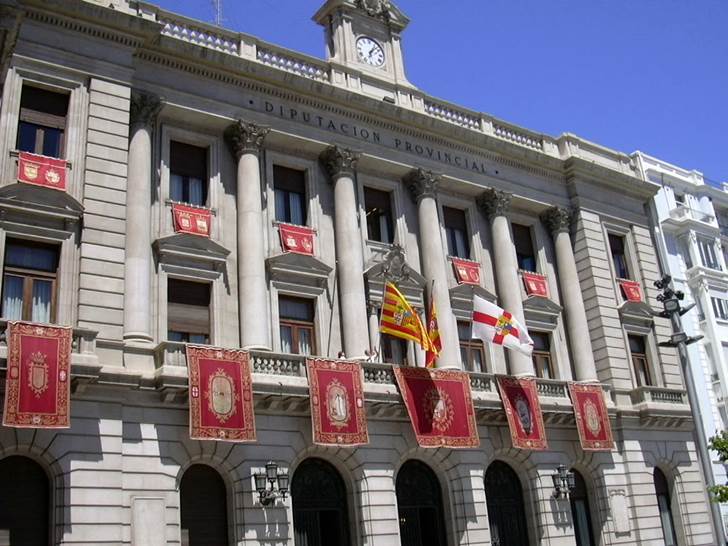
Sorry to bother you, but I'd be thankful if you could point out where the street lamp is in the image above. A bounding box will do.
[551,464,575,499]
[254,461,289,506]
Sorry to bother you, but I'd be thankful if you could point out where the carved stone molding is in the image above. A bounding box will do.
[403,168,440,203]
[130,91,162,128]
[477,188,512,219]
[354,0,392,22]
[224,120,270,159]
[319,145,360,181]
[541,206,572,235]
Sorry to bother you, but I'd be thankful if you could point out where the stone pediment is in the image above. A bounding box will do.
[618,300,655,333]
[266,251,333,290]
[450,283,497,321]
[523,295,563,329]
[154,234,230,275]
[0,182,83,225]
[313,0,410,30]
[364,259,426,307]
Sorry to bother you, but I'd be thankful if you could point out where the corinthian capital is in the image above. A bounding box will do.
[404,168,440,203]
[130,91,162,128]
[477,188,512,219]
[320,145,360,181]
[540,206,572,236]
[224,120,269,159]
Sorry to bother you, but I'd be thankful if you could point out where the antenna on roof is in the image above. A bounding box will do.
[210,0,223,26]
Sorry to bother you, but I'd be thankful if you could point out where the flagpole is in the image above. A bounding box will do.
[377,273,388,363]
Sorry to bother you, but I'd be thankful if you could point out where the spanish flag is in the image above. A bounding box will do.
[425,290,442,368]
[380,282,431,351]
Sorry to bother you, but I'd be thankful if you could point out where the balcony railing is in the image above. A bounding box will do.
[630,386,687,406]
[668,203,716,225]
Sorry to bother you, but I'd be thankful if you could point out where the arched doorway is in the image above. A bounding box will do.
[654,468,678,546]
[485,460,529,546]
[396,460,447,546]
[180,464,229,546]
[0,455,49,545]
[569,470,595,546]
[291,458,350,546]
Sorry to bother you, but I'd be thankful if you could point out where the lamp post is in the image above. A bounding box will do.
[653,275,726,544]
[551,464,576,499]
[254,461,289,506]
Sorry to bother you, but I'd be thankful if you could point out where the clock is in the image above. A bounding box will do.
[356,36,385,67]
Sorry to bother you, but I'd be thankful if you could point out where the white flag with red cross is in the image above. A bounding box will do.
[471,295,534,356]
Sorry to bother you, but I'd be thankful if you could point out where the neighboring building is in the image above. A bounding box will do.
[634,151,728,535]
[0,0,718,545]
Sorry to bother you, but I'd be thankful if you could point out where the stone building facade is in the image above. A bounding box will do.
[0,0,718,544]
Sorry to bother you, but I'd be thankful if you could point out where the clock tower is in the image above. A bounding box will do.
[313,0,414,92]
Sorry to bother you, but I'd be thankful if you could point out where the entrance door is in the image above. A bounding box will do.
[0,456,49,546]
[396,460,447,546]
[485,461,529,546]
[180,464,229,545]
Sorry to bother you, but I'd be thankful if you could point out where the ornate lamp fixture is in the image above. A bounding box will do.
[551,464,575,499]
[254,461,289,506]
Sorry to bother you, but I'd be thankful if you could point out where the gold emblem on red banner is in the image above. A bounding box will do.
[326,379,350,429]
[23,162,40,180]
[514,393,533,435]
[45,169,61,185]
[28,351,49,397]
[206,368,239,423]
[423,387,454,432]
[584,398,602,436]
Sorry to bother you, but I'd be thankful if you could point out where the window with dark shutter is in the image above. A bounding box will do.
[167,279,211,344]
[443,207,469,258]
[513,224,537,272]
[364,187,394,244]
[170,141,208,206]
[16,85,69,158]
[274,166,307,225]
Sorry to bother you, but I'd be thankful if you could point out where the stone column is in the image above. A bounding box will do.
[320,146,369,359]
[404,168,461,369]
[477,189,534,376]
[123,91,161,343]
[225,121,271,350]
[541,207,598,381]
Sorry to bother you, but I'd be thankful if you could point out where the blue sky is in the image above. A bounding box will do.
[154,0,728,184]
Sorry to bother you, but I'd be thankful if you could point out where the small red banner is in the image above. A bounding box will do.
[496,376,548,450]
[522,271,549,297]
[17,152,67,191]
[393,367,479,449]
[568,383,614,451]
[172,203,212,237]
[186,345,256,442]
[279,223,315,255]
[2,321,72,429]
[618,279,642,302]
[306,359,368,447]
[451,258,481,285]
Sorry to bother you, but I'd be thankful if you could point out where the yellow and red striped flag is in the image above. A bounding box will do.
[425,291,442,368]
[380,282,431,351]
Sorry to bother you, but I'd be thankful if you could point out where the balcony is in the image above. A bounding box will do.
[629,386,690,420]
[662,203,719,234]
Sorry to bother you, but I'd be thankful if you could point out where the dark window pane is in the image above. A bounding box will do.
[167,279,211,341]
[42,128,63,157]
[513,224,536,271]
[274,166,306,225]
[608,233,630,279]
[17,86,68,158]
[20,86,69,116]
[170,141,208,206]
[628,335,646,354]
[443,207,469,258]
[364,187,394,244]
[17,122,38,153]
[5,241,59,271]
[279,296,314,321]
[168,279,211,306]
[531,331,550,351]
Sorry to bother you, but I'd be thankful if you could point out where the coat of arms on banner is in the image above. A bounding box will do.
[2,321,72,429]
[496,376,548,450]
[306,359,368,446]
[393,367,479,449]
[186,345,256,442]
[568,383,614,451]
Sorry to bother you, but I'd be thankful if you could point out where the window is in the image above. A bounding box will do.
[364,187,394,244]
[628,335,651,387]
[608,233,630,279]
[279,296,315,355]
[170,141,208,206]
[654,468,678,546]
[570,470,595,546]
[1,240,59,323]
[397,460,447,546]
[167,279,211,344]
[274,166,306,225]
[674,192,685,205]
[382,335,409,365]
[458,321,485,372]
[180,465,228,546]
[712,297,728,320]
[531,332,554,379]
[513,224,536,272]
[16,85,69,158]
[443,207,469,258]
[698,237,721,270]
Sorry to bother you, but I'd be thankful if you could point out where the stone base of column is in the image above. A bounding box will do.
[242,343,272,352]
[123,332,154,344]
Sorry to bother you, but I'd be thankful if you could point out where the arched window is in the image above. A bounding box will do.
[396,460,447,546]
[292,458,349,546]
[569,470,595,546]
[485,461,529,546]
[654,468,678,546]
[180,464,228,546]
[0,455,49,545]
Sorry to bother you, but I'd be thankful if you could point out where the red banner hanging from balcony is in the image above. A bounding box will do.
[306,359,369,447]
[496,376,548,450]
[186,345,256,442]
[568,383,614,451]
[172,203,212,237]
[279,223,315,255]
[393,367,479,449]
[618,279,642,302]
[522,271,549,297]
[2,321,72,429]
[17,152,67,191]
[451,257,481,285]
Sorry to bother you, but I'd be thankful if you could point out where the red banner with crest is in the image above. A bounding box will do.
[17,152,67,191]
[279,223,315,255]
[568,383,614,451]
[186,345,256,442]
[172,203,212,237]
[306,359,368,446]
[496,376,548,450]
[2,321,72,428]
[451,258,481,285]
[618,279,642,302]
[522,271,549,297]
[393,367,479,448]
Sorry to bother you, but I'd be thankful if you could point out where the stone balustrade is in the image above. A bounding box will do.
[492,122,544,150]
[424,100,481,130]
[160,17,239,55]
[631,385,687,406]
[257,48,330,82]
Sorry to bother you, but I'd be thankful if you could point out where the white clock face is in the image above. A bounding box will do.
[356,36,385,67]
